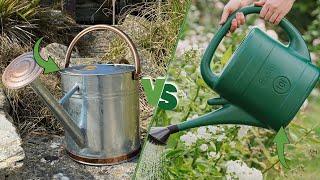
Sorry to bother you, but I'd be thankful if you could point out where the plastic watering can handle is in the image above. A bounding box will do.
[64,25,141,78]
[201,6,310,89]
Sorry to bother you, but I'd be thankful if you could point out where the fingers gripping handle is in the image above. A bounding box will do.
[200,6,310,90]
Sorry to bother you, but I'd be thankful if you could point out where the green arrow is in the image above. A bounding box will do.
[273,127,290,168]
[33,37,60,74]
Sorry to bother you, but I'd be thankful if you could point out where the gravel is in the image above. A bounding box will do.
[1,135,138,179]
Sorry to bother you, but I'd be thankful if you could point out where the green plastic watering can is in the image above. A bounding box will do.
[149,6,320,145]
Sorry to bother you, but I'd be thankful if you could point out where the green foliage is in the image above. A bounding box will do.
[0,0,40,43]
[304,0,320,65]
[286,0,317,33]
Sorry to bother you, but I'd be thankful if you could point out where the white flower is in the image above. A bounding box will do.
[313,38,320,46]
[209,151,220,159]
[180,132,198,146]
[310,52,318,64]
[238,126,251,138]
[217,133,226,142]
[311,89,320,97]
[197,127,206,134]
[219,126,225,132]
[199,144,208,152]
[208,126,218,134]
[180,71,187,77]
[226,160,263,180]
[214,1,224,9]
[179,90,188,99]
[191,114,199,119]
[197,127,211,140]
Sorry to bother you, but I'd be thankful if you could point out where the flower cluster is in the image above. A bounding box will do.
[226,160,263,180]
[179,124,250,148]
[179,125,228,147]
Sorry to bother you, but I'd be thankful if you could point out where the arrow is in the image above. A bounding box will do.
[33,37,60,74]
[273,126,290,168]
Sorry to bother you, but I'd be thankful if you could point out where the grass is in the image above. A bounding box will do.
[0,0,40,44]
[102,0,190,76]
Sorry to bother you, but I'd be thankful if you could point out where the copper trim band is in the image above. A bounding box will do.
[66,147,141,165]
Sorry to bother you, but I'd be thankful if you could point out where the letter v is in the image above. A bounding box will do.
[141,77,166,107]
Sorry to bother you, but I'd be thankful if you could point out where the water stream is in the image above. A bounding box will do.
[135,142,166,179]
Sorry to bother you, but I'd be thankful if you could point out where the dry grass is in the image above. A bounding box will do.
[102,1,189,77]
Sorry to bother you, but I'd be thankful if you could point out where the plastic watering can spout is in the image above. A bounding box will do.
[201,6,310,89]
[149,103,267,145]
[176,104,267,131]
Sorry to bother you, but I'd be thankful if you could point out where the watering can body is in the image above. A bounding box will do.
[196,6,320,131]
[60,64,140,165]
[214,28,319,130]
[2,25,142,165]
[59,25,142,165]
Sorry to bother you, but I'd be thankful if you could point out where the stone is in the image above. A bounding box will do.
[75,30,115,58]
[0,89,10,112]
[40,43,80,68]
[52,173,70,180]
[0,112,25,170]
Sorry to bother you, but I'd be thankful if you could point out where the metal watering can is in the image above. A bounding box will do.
[2,25,141,165]
[149,6,320,145]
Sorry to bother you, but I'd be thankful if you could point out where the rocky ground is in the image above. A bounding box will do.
[2,135,138,180]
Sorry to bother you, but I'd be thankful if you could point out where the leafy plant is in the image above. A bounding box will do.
[304,0,320,65]
[0,0,40,44]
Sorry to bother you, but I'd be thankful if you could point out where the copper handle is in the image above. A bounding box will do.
[64,25,141,76]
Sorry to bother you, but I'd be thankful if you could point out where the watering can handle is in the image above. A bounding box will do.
[201,5,310,89]
[64,25,141,78]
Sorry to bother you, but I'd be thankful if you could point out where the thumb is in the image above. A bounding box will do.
[254,0,266,6]
[220,8,230,24]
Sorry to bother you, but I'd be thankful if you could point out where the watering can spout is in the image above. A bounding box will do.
[148,104,267,145]
[2,52,86,148]
[30,79,86,147]
[176,104,267,132]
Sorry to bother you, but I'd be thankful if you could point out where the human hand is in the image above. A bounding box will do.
[219,0,252,32]
[254,0,295,25]
[220,0,295,32]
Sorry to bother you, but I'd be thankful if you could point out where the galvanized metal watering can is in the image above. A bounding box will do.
[149,6,320,145]
[2,25,141,165]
